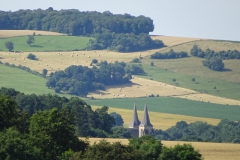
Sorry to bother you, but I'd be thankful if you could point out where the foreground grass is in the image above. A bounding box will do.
[81,138,240,160]
[85,97,240,121]
[0,35,92,52]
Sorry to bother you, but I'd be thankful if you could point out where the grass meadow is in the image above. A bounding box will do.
[139,62,240,100]
[81,138,240,160]
[85,97,240,121]
[0,35,92,52]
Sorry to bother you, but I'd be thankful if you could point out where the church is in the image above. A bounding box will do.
[127,103,153,137]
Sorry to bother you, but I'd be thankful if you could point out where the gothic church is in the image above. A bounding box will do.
[127,103,153,137]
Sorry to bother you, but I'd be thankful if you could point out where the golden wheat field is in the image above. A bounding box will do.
[91,106,220,130]
[79,138,240,160]
[0,30,66,38]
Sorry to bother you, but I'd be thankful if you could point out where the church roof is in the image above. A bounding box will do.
[139,103,153,127]
[129,103,141,128]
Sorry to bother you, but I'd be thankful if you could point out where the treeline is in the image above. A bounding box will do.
[46,61,145,96]
[2,62,44,77]
[88,32,164,52]
[151,49,188,59]
[0,88,202,159]
[155,120,240,143]
[0,8,164,52]
[0,8,153,35]
[190,44,240,59]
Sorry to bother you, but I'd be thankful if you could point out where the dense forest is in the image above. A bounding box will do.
[0,87,202,159]
[0,8,164,52]
[155,120,240,143]
[46,61,145,96]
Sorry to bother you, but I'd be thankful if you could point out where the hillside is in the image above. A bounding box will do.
[1,30,240,129]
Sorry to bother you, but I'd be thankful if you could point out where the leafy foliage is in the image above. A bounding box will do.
[151,49,188,59]
[203,57,224,71]
[190,44,240,59]
[27,53,37,60]
[160,144,203,160]
[88,32,164,52]
[46,62,135,96]
[154,120,240,143]
[5,41,14,51]
[26,35,35,46]
[109,112,124,126]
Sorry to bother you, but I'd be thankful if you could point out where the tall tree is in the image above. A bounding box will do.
[26,35,35,46]
[5,41,14,51]
[29,108,88,160]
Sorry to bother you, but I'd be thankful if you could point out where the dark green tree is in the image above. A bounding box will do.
[0,95,19,131]
[27,53,37,60]
[160,144,203,160]
[5,41,14,51]
[109,112,124,126]
[203,57,224,71]
[129,135,162,159]
[26,35,35,46]
[42,69,48,77]
[74,140,144,160]
[29,108,88,160]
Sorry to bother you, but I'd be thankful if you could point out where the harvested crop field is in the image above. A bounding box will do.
[88,77,240,106]
[80,138,240,160]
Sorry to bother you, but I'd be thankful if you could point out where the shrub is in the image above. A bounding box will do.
[27,53,37,60]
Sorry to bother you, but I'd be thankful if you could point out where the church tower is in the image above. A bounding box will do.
[129,102,141,128]
[139,103,153,137]
[128,103,141,137]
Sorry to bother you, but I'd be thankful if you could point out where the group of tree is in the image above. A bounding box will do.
[46,61,145,96]
[4,41,14,51]
[154,120,240,143]
[190,44,240,60]
[0,88,203,159]
[2,62,44,77]
[0,8,164,52]
[190,44,240,71]
[87,32,164,52]
[151,49,188,59]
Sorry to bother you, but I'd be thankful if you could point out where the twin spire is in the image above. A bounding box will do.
[129,102,152,128]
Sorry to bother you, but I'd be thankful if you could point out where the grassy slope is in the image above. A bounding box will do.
[85,97,240,121]
[139,63,240,100]
[0,35,92,52]
[0,64,54,94]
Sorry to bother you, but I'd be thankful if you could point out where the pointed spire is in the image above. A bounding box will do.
[139,103,153,127]
[129,102,141,128]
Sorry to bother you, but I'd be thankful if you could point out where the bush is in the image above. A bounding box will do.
[27,53,37,60]
[203,57,224,71]
[131,58,141,63]
[192,78,195,82]
[92,59,98,64]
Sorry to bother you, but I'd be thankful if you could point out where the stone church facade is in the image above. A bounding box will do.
[127,103,153,137]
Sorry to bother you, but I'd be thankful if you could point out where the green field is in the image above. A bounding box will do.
[85,97,240,120]
[138,63,240,100]
[0,35,92,52]
[0,64,54,94]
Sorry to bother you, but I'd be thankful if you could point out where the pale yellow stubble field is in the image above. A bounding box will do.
[80,138,240,160]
